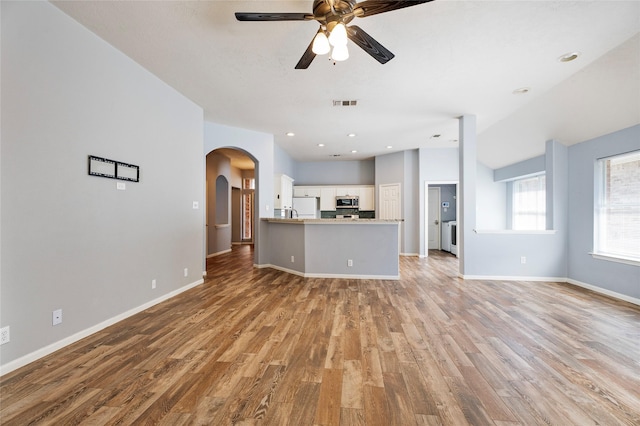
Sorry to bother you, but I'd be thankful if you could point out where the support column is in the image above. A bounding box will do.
[459,115,477,276]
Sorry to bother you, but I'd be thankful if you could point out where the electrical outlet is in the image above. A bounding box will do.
[521,256,527,264]
[290,256,295,263]
[184,268,188,277]
[0,326,10,345]
[152,279,157,289]
[52,309,62,326]
[347,259,353,267]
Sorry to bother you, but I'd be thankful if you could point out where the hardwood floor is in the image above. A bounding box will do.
[1,245,639,425]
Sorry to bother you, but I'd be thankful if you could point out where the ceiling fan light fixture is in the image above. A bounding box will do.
[328,22,348,46]
[312,31,330,55]
[332,44,349,61]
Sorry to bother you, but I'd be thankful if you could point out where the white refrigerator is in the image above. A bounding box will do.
[292,197,319,218]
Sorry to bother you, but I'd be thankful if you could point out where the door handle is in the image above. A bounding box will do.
[435,219,439,225]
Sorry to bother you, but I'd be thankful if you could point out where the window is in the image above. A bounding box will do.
[512,174,546,230]
[595,150,640,262]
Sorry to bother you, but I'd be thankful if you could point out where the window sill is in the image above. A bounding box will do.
[473,229,557,235]
[590,253,640,267]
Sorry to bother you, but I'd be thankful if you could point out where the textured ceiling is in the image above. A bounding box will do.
[53,1,640,169]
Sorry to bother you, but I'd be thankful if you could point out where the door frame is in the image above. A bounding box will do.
[424,180,458,258]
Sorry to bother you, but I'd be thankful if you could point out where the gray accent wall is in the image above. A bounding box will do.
[476,162,507,230]
[206,152,232,256]
[567,125,640,299]
[203,122,275,267]
[294,160,375,185]
[274,144,296,178]
[460,116,568,279]
[1,2,204,370]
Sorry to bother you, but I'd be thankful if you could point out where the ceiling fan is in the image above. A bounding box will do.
[235,0,434,69]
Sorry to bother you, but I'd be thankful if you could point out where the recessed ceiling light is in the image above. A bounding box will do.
[386,145,393,149]
[286,132,295,137]
[559,51,580,63]
[317,143,325,147]
[512,87,530,95]
[347,133,357,138]
[351,150,357,153]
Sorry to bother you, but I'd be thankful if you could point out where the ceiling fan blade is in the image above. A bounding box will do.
[235,12,314,21]
[353,0,433,18]
[295,37,317,69]
[347,25,395,64]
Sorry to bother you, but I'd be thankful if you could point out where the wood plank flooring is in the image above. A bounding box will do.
[1,245,639,425]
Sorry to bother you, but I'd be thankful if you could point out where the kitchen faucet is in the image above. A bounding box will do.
[291,209,298,218]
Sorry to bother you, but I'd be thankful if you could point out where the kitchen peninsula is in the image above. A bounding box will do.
[258,218,401,279]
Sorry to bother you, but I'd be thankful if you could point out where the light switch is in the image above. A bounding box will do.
[116,182,126,190]
[193,201,199,209]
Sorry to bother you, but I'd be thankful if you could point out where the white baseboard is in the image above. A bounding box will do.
[459,274,639,306]
[460,274,566,282]
[566,278,640,306]
[206,248,232,258]
[0,278,204,377]
[255,264,399,280]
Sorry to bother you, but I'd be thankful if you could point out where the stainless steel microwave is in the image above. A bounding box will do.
[336,196,359,209]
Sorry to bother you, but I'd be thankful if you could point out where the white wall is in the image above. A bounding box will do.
[1,2,204,373]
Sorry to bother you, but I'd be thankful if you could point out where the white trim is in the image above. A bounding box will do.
[0,278,205,377]
[566,278,640,306]
[473,229,557,235]
[459,274,639,306]
[401,252,420,257]
[590,252,640,267]
[255,263,399,280]
[206,248,232,258]
[460,274,566,282]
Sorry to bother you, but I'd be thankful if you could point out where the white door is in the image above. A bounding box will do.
[379,183,401,219]
[427,187,441,249]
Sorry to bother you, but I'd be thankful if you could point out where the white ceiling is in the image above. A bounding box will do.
[53,1,640,169]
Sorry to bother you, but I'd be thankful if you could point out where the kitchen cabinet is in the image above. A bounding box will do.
[320,187,336,211]
[293,186,321,198]
[335,187,359,197]
[294,184,375,211]
[359,186,375,211]
[274,174,294,210]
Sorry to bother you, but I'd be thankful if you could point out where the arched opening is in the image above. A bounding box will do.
[205,148,257,260]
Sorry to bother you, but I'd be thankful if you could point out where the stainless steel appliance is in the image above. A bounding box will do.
[336,195,359,209]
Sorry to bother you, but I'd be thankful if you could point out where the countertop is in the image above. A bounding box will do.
[262,218,402,224]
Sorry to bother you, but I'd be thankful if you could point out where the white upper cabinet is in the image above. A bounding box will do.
[335,187,359,197]
[274,174,294,210]
[359,186,375,211]
[293,186,321,198]
[294,185,375,211]
[320,187,337,211]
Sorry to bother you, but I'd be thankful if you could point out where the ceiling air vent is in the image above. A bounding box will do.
[333,100,357,107]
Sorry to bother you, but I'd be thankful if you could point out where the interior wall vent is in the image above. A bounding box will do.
[333,100,357,107]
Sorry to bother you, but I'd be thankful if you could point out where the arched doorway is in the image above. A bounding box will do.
[205,148,257,258]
